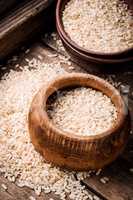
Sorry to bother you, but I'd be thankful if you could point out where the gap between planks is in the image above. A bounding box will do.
[39,41,133,200]
[0,41,133,200]
[0,42,105,200]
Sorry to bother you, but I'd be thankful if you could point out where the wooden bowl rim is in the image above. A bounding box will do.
[56,0,133,58]
[32,73,128,141]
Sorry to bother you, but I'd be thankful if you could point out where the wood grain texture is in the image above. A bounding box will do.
[39,42,133,200]
[83,158,133,200]
[0,0,55,60]
[0,174,59,200]
[0,0,23,16]
[0,41,133,200]
[0,43,100,200]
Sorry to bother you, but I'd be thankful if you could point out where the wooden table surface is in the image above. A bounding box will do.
[0,35,133,200]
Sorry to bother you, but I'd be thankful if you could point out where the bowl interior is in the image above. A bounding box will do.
[42,74,127,140]
[57,29,133,64]
[56,0,133,58]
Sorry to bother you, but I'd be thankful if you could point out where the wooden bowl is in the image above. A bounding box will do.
[56,0,133,65]
[28,73,130,171]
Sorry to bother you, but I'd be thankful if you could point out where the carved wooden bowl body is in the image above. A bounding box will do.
[28,73,130,171]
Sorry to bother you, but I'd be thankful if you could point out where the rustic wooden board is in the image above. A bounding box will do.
[0,175,60,200]
[0,44,59,200]
[0,0,55,60]
[0,43,100,200]
[0,40,133,200]
[40,40,133,200]
[83,158,133,200]
[0,0,24,16]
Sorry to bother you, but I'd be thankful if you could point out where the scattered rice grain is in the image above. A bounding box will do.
[0,56,94,200]
[1,183,8,191]
[29,196,36,200]
[25,49,30,54]
[100,177,109,184]
[93,195,100,200]
[96,169,102,176]
[129,168,133,173]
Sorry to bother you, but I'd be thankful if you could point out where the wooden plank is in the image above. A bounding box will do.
[0,42,101,200]
[0,0,55,60]
[0,40,133,200]
[0,174,59,200]
[0,0,24,16]
[41,40,133,200]
[83,158,133,200]
[0,44,60,200]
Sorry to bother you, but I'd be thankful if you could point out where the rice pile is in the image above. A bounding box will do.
[47,87,117,136]
[0,57,95,200]
[62,0,133,53]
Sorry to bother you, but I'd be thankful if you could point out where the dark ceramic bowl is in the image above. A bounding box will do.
[56,0,133,65]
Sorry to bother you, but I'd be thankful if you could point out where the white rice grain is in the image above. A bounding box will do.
[47,88,117,136]
[63,0,133,53]
[0,56,94,200]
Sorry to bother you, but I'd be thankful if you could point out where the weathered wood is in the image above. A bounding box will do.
[0,41,133,200]
[0,0,55,60]
[0,174,59,200]
[38,42,133,200]
[0,43,101,200]
[83,158,133,200]
[0,0,23,16]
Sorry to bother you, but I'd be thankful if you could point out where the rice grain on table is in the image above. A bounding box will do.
[62,0,133,53]
[47,88,117,136]
[29,196,36,200]
[0,56,95,200]
[1,183,8,191]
